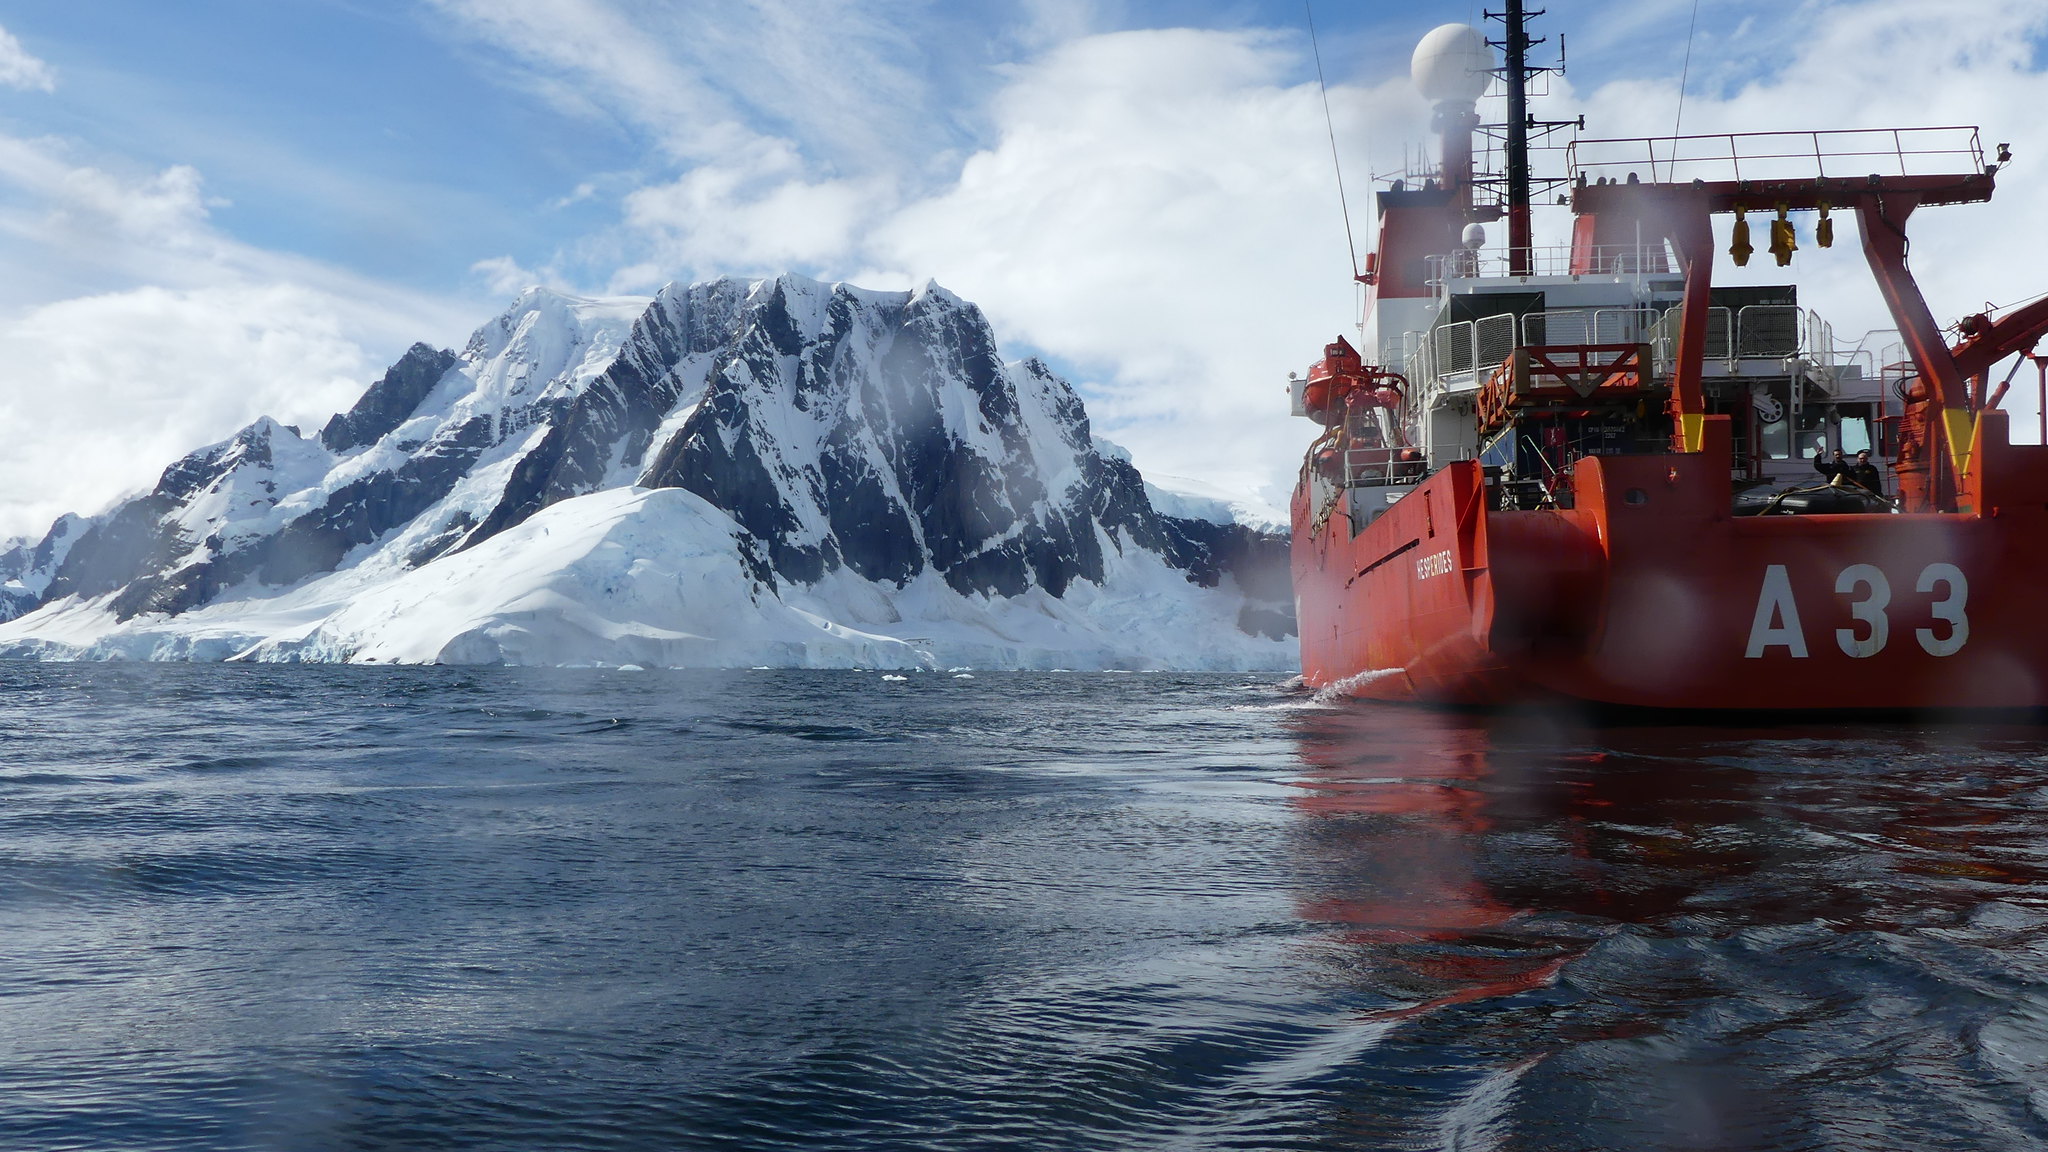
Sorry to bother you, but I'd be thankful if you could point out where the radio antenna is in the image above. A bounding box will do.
[1306,2,1360,279]
[1673,0,1700,135]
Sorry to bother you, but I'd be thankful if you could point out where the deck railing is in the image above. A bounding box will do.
[1566,127,1987,185]
[1643,305,1819,365]
[1407,304,1850,421]
[1417,307,1667,393]
[1426,242,1676,287]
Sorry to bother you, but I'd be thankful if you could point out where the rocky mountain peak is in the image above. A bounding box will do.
[0,275,1293,665]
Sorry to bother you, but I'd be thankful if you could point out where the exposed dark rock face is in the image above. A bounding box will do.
[260,414,499,585]
[38,494,180,607]
[320,344,460,453]
[0,514,82,623]
[0,275,1294,639]
[634,281,1212,603]
[465,286,723,549]
[40,420,299,618]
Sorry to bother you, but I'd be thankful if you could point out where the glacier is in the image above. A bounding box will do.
[0,275,1295,671]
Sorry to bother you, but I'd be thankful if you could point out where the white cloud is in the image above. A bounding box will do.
[0,284,378,539]
[472,254,540,299]
[0,25,54,93]
[426,0,754,162]
[423,0,944,171]
[0,134,476,540]
[869,28,1412,502]
[422,0,934,294]
[0,136,240,306]
[553,181,598,209]
[616,144,889,289]
[0,138,201,249]
[1009,0,1102,51]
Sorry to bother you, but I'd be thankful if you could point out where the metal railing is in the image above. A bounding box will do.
[1428,321,1469,378]
[1406,304,1852,417]
[1568,127,1986,185]
[1380,330,1422,382]
[1341,446,1427,488]
[1426,241,1677,287]
[1806,312,1836,366]
[1522,307,1661,348]
[1415,307,1665,390]
[1644,305,1820,364]
[1829,332,1910,408]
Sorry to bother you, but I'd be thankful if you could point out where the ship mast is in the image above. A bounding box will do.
[1495,0,1538,275]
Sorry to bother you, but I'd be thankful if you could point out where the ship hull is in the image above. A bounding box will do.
[1292,431,2048,711]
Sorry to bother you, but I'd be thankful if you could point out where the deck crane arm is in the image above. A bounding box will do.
[1951,295,2048,383]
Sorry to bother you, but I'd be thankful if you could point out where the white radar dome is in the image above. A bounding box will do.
[1411,24,1494,107]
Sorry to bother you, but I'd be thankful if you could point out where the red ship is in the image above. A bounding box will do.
[1290,4,2048,710]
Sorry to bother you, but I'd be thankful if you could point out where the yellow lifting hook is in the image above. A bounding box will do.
[1769,203,1796,267]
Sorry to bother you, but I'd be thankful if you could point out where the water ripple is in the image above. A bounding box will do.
[1,666,2046,1149]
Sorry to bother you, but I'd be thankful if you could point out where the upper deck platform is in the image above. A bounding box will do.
[1567,127,1996,213]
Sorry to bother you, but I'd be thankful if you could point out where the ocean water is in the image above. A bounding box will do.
[4,664,2048,1151]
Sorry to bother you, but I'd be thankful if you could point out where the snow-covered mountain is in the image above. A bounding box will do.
[0,275,1293,670]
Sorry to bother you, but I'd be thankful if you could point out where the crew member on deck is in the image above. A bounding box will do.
[1814,444,1846,483]
[1843,449,1883,495]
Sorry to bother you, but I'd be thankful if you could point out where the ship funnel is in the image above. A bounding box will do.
[1411,24,1493,108]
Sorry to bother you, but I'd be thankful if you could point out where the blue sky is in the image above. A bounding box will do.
[0,0,1768,294]
[0,0,2044,537]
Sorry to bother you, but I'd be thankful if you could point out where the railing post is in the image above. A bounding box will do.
[2033,354,2048,445]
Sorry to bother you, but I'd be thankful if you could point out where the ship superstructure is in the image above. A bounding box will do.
[1289,8,2048,709]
